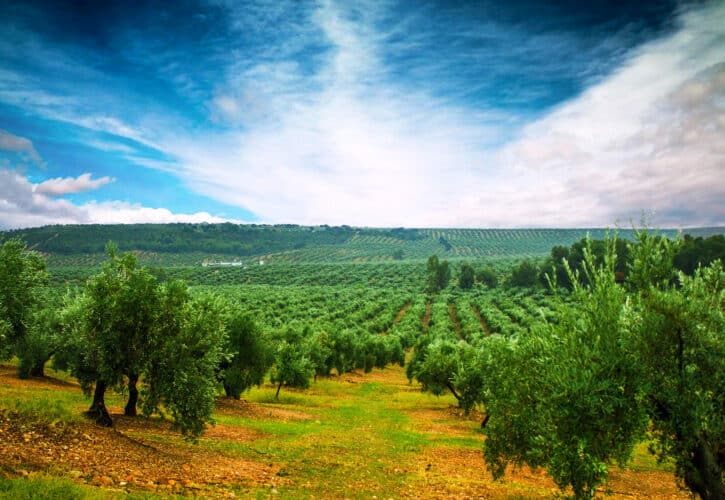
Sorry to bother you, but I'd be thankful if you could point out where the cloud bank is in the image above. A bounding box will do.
[0,168,237,229]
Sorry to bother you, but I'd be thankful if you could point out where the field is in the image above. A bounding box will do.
[8,224,724,269]
[2,224,723,498]
[0,277,694,498]
[0,361,686,499]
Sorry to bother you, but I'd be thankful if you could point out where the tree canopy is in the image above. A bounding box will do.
[0,238,49,376]
[475,232,724,499]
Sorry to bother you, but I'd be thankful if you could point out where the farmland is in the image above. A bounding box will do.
[0,224,724,498]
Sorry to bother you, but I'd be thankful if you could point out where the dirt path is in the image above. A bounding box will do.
[393,302,411,324]
[422,301,431,330]
[470,304,492,335]
[447,303,463,340]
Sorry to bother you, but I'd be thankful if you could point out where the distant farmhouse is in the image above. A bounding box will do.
[201,259,244,267]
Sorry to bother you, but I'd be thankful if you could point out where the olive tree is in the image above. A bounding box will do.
[459,263,475,290]
[480,237,648,499]
[0,238,49,376]
[142,289,228,439]
[55,248,227,438]
[81,247,160,421]
[407,335,464,402]
[218,309,273,398]
[628,232,724,499]
[271,328,315,399]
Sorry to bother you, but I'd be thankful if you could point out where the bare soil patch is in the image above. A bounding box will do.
[422,301,432,329]
[0,365,78,390]
[214,397,313,422]
[470,304,492,335]
[0,410,285,497]
[393,302,411,324]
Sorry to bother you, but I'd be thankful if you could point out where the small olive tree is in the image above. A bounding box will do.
[218,309,273,398]
[271,328,315,399]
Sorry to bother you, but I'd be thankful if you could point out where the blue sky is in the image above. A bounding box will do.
[0,0,723,229]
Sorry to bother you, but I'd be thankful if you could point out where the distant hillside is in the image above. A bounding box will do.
[2,223,724,265]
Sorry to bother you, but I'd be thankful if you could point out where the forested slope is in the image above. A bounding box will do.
[3,223,724,265]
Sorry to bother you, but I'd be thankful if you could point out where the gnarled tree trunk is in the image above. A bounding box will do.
[87,380,113,427]
[223,382,240,399]
[683,439,725,500]
[124,374,139,416]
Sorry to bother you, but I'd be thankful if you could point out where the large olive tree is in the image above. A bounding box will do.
[475,232,724,499]
[0,238,49,376]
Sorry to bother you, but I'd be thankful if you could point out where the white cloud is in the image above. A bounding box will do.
[34,173,115,196]
[160,0,505,227]
[0,169,238,229]
[489,2,725,227]
[2,1,722,229]
[154,1,724,228]
[0,129,44,167]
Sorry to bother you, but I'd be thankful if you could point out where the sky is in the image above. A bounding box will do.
[0,0,723,229]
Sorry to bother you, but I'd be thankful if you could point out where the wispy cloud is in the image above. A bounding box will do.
[158,1,724,227]
[0,129,44,167]
[34,173,115,196]
[490,2,725,227]
[1,0,722,228]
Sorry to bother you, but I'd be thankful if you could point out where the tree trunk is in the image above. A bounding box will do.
[124,374,139,416]
[87,380,113,427]
[223,383,240,399]
[683,439,725,500]
[445,381,461,401]
[29,355,49,377]
[275,380,283,400]
[481,413,490,429]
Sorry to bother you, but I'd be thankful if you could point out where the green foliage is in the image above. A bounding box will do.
[218,310,273,398]
[476,267,498,288]
[459,263,475,290]
[143,291,228,439]
[0,238,48,370]
[481,237,649,499]
[307,329,335,379]
[628,230,725,499]
[508,259,539,287]
[426,255,451,293]
[540,237,630,290]
[55,247,227,438]
[475,232,725,498]
[92,246,159,381]
[673,233,725,275]
[408,336,462,399]
[271,329,315,399]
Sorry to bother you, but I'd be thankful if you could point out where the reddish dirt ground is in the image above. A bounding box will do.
[0,364,691,499]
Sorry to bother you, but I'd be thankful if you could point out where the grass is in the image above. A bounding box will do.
[0,475,110,499]
[0,362,687,499]
[0,475,193,499]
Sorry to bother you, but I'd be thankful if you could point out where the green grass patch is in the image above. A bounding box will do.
[0,475,110,499]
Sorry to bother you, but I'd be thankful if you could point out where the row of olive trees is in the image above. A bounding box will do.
[0,239,406,438]
[410,232,723,499]
[0,240,272,438]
